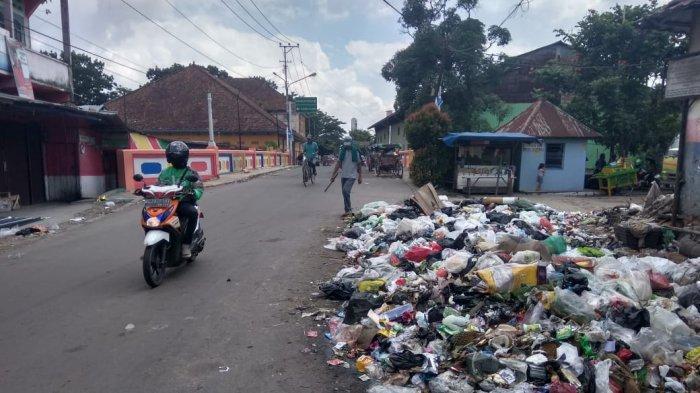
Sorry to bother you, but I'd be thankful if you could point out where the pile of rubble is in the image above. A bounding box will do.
[315,188,700,392]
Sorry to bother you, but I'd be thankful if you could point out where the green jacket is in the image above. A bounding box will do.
[303,141,319,160]
[157,166,203,201]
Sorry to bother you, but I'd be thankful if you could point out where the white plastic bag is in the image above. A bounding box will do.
[594,359,612,393]
[443,252,471,274]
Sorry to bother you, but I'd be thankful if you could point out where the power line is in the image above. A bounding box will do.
[232,0,279,41]
[33,14,147,70]
[296,47,312,96]
[120,0,245,77]
[30,35,143,87]
[289,49,307,96]
[219,0,278,43]
[381,0,414,38]
[27,26,148,74]
[248,0,296,44]
[164,0,276,70]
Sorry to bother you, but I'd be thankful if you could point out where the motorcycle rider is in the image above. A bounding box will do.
[157,141,203,258]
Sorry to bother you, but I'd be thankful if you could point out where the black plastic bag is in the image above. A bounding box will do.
[608,305,650,332]
[344,292,383,324]
[319,280,354,300]
[389,351,425,370]
[342,226,365,239]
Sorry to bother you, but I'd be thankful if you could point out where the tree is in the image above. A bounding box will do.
[382,0,515,130]
[44,51,131,105]
[405,103,452,186]
[534,2,687,159]
[252,75,278,91]
[146,63,186,81]
[349,129,374,144]
[306,110,346,155]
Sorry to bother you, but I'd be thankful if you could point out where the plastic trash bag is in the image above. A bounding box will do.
[405,242,442,262]
[676,282,700,308]
[411,216,435,237]
[556,342,584,376]
[475,263,542,294]
[510,250,541,263]
[594,359,612,393]
[551,288,596,324]
[429,371,475,393]
[519,210,541,227]
[442,252,472,274]
[648,306,695,337]
[474,252,505,270]
[361,201,389,217]
[542,236,567,255]
[343,226,365,239]
[396,218,416,237]
[319,280,354,300]
[389,350,425,370]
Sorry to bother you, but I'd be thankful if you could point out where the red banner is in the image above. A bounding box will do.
[5,36,34,99]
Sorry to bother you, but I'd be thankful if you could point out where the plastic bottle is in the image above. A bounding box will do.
[356,355,374,373]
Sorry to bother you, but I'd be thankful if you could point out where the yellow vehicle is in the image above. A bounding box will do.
[661,135,679,189]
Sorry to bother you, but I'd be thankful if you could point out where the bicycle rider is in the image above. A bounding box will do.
[302,137,319,176]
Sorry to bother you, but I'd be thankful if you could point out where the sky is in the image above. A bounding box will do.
[29,0,664,131]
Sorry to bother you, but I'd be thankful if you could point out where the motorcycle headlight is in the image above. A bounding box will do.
[146,217,161,227]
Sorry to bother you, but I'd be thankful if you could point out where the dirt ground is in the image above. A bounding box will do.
[514,192,645,212]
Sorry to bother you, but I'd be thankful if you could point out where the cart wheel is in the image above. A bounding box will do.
[395,163,403,178]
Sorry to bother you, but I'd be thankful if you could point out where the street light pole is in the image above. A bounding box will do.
[279,43,298,159]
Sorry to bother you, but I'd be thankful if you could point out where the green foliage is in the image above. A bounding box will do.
[43,50,131,105]
[146,63,186,81]
[534,2,687,159]
[405,104,452,186]
[383,0,513,130]
[306,110,346,155]
[349,129,373,143]
[263,141,278,150]
[251,75,278,91]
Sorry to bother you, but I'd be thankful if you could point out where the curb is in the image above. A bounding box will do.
[204,166,294,188]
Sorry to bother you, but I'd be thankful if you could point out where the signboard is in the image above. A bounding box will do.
[665,54,700,100]
[294,96,317,113]
[5,36,34,99]
[456,165,509,189]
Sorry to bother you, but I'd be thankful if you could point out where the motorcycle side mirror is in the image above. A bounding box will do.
[185,174,199,183]
[133,174,144,182]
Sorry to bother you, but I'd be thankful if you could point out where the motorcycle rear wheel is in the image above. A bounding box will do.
[143,243,167,288]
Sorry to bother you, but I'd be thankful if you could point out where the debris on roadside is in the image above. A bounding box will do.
[313,184,700,392]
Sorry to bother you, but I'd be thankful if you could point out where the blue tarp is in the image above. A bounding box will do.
[442,131,539,147]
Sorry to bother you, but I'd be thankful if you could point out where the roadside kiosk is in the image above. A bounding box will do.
[442,132,539,196]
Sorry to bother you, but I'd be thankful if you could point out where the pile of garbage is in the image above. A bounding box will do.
[315,193,700,392]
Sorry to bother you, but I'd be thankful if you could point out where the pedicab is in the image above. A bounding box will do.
[373,144,403,178]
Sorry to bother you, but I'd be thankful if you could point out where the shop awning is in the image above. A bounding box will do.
[442,132,539,147]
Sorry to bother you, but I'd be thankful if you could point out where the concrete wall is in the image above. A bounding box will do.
[519,138,587,192]
[374,120,407,148]
[151,132,285,151]
[680,14,700,217]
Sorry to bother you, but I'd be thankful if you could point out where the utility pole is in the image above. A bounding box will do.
[207,93,216,148]
[60,0,74,102]
[279,43,299,160]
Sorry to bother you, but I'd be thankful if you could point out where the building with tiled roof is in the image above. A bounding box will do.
[105,65,305,151]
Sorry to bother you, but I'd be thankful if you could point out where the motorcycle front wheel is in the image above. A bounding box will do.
[143,243,167,288]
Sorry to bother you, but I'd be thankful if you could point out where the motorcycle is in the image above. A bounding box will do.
[133,174,206,288]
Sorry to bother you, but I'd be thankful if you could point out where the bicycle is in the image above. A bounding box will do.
[302,157,315,187]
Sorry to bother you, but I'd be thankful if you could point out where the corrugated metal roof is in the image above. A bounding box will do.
[644,0,700,33]
[497,100,601,139]
[442,132,539,147]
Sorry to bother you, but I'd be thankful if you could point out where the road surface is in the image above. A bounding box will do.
[0,166,412,392]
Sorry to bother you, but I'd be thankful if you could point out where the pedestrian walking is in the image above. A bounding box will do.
[536,162,545,192]
[331,138,362,216]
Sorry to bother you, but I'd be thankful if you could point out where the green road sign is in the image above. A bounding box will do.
[294,97,317,113]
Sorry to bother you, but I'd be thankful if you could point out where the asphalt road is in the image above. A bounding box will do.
[0,166,413,393]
